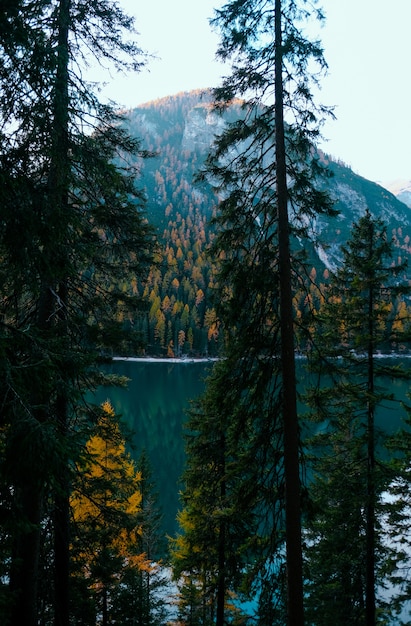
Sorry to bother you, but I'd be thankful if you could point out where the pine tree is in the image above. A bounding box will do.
[0,2,153,623]
[182,1,334,623]
[171,357,264,625]
[383,402,411,622]
[304,210,410,625]
[121,449,170,626]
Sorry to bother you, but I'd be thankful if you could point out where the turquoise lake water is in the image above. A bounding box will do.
[92,358,411,540]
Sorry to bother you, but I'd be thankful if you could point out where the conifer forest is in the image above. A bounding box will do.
[1,1,411,625]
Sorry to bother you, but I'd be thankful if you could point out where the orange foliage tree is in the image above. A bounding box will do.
[70,401,151,624]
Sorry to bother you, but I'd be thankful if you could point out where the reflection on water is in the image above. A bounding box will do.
[92,359,411,540]
[92,360,211,538]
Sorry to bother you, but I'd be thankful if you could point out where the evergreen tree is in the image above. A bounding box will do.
[180,1,334,623]
[120,449,170,626]
[304,210,410,625]
[383,402,411,623]
[171,357,263,625]
[0,2,153,624]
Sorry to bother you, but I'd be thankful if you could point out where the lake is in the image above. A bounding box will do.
[92,357,411,541]
[92,359,212,539]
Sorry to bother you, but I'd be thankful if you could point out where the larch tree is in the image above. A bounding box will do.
[0,2,154,624]
[179,0,334,623]
[70,401,149,626]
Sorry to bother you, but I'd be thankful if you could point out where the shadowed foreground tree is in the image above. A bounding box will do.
[177,0,335,623]
[125,450,170,626]
[383,400,411,623]
[305,210,411,625]
[0,2,153,624]
[171,356,267,625]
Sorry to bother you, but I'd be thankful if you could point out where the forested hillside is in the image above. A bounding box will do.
[121,91,225,356]
[119,90,411,356]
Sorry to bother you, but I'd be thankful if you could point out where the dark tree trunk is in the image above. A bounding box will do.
[274,1,304,624]
[9,486,42,626]
[365,220,376,626]
[54,361,70,626]
[102,586,108,626]
[216,433,226,626]
[51,1,71,624]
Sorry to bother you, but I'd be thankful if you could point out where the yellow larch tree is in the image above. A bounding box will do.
[70,400,151,624]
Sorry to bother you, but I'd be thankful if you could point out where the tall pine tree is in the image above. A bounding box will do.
[171,356,265,624]
[0,2,153,624]
[304,210,411,625]
[179,1,335,623]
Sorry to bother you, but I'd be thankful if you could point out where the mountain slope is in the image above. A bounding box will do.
[119,91,411,355]
[315,160,411,268]
[384,180,411,209]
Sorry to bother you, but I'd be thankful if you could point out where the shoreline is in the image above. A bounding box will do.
[112,356,219,364]
[111,352,411,364]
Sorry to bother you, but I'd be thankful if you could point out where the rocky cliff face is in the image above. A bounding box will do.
[181,104,226,153]
[313,162,411,268]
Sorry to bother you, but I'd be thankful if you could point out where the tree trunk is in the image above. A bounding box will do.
[216,433,226,626]
[51,1,71,624]
[9,486,42,626]
[365,220,376,625]
[54,355,70,626]
[274,1,304,623]
[102,586,108,626]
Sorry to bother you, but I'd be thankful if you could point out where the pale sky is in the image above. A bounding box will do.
[98,0,410,187]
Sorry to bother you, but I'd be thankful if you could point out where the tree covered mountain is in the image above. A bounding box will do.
[121,90,411,356]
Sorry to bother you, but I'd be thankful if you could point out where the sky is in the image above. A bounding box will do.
[98,0,411,187]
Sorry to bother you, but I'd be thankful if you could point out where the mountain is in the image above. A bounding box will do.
[384,180,411,209]
[313,161,411,269]
[120,91,411,356]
